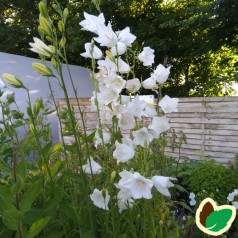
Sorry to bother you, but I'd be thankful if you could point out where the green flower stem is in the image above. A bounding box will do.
[26,88,52,180]
[0,103,24,238]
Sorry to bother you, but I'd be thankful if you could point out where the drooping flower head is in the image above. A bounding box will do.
[90,188,110,210]
[79,12,105,34]
[138,47,155,67]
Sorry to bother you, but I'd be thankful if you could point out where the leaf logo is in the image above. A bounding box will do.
[195,198,236,236]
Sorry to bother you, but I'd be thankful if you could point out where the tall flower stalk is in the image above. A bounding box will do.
[0,1,191,237]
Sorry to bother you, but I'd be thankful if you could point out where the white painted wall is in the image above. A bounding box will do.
[0,52,93,142]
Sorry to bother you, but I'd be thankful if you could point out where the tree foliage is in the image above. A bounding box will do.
[0,0,237,96]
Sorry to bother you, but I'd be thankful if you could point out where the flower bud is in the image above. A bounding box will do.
[58,21,64,33]
[51,57,58,69]
[63,8,69,21]
[106,50,115,62]
[59,36,66,48]
[27,106,33,118]
[29,123,36,135]
[2,73,24,88]
[11,110,24,120]
[39,14,52,36]
[101,188,107,199]
[39,1,48,18]
[32,63,54,77]
[34,101,41,116]
[110,171,117,183]
[52,4,62,16]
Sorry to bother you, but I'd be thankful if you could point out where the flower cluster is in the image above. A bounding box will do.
[79,12,179,211]
[189,192,196,206]
[227,189,238,209]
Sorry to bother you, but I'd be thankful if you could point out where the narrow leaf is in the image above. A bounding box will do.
[27,216,51,238]
[20,180,41,212]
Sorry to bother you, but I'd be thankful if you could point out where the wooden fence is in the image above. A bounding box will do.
[57,97,238,164]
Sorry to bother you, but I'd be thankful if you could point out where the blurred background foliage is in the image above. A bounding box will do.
[0,0,238,97]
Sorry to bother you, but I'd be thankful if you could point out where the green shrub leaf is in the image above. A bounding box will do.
[20,180,41,213]
[27,216,51,238]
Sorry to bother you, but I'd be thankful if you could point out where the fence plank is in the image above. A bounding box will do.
[58,96,238,164]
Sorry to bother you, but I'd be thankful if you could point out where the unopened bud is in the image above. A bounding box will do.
[34,101,41,116]
[29,124,36,135]
[39,1,48,18]
[59,36,66,48]
[63,8,69,21]
[101,188,107,199]
[2,73,24,88]
[32,62,54,77]
[58,21,64,33]
[110,171,117,183]
[39,14,52,36]
[106,50,115,62]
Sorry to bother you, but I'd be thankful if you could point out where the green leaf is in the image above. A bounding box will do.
[2,209,24,230]
[27,216,51,238]
[0,186,14,203]
[42,142,52,157]
[177,201,194,213]
[206,209,233,232]
[0,198,16,211]
[16,158,27,180]
[11,175,25,194]
[20,180,41,212]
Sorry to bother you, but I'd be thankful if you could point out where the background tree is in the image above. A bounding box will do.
[0,0,237,97]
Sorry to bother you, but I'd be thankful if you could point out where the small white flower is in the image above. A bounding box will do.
[118,170,153,199]
[127,172,153,199]
[190,198,196,206]
[159,95,179,114]
[151,64,171,84]
[118,198,134,213]
[122,137,135,149]
[142,77,158,91]
[79,12,105,34]
[82,157,102,174]
[94,130,111,148]
[138,47,155,67]
[148,116,170,138]
[144,105,157,118]
[117,58,130,74]
[133,127,154,147]
[94,22,118,48]
[152,176,177,197]
[227,192,235,202]
[29,37,54,57]
[117,113,135,130]
[189,192,196,206]
[115,183,132,201]
[126,78,141,94]
[110,42,127,56]
[106,74,126,93]
[81,43,103,59]
[232,201,238,209]
[126,95,147,119]
[98,56,117,74]
[189,192,196,199]
[118,170,135,186]
[90,188,110,210]
[116,27,136,47]
[97,85,119,105]
[113,141,135,164]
